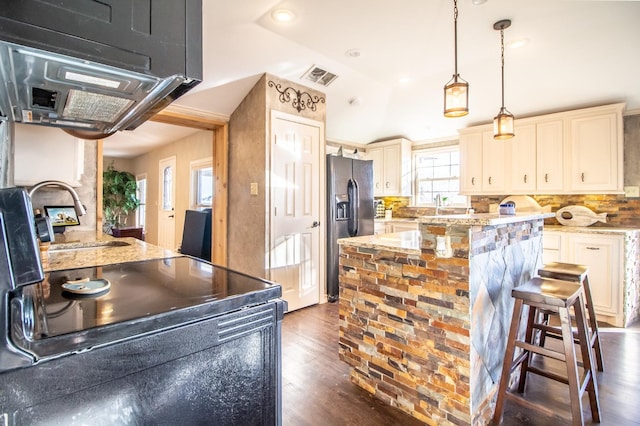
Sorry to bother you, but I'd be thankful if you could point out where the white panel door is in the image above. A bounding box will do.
[270,115,322,312]
[158,156,176,250]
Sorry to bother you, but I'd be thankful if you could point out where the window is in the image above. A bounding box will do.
[190,158,213,210]
[136,174,147,229]
[413,146,468,206]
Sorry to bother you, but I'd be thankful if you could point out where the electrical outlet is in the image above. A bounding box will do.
[250,182,258,195]
[624,186,639,198]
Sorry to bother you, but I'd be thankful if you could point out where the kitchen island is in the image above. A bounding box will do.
[1,230,285,425]
[338,213,553,425]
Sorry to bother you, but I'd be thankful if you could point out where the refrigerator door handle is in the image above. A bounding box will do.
[347,179,356,236]
[348,179,359,236]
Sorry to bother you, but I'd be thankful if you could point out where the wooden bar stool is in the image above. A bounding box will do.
[492,277,600,426]
[538,262,604,372]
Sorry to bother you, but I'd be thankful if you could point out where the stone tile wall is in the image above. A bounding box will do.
[338,218,545,425]
[471,194,640,228]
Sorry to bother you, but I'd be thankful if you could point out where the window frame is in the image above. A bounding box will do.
[190,157,213,210]
[135,173,147,229]
[412,145,469,207]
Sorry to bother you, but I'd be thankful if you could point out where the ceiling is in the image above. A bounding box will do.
[103,0,640,158]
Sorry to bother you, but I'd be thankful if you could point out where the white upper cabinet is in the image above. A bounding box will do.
[459,103,624,195]
[535,119,564,193]
[459,130,506,194]
[509,124,537,193]
[568,106,623,193]
[482,131,506,193]
[366,138,412,196]
[459,132,483,193]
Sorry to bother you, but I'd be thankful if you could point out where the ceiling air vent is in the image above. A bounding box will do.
[301,65,338,87]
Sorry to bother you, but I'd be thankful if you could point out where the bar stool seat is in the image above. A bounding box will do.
[492,277,601,426]
[538,262,604,372]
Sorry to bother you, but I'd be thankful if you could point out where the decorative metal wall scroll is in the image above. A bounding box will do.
[267,80,325,113]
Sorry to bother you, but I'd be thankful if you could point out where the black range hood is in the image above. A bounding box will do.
[0,0,202,138]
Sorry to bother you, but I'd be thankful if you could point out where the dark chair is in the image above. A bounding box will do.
[180,209,212,261]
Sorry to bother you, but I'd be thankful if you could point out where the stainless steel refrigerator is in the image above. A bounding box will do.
[326,155,374,302]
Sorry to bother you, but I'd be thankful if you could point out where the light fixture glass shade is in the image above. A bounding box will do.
[493,107,515,139]
[444,75,469,117]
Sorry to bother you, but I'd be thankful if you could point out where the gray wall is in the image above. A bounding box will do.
[624,114,640,190]
[227,73,326,278]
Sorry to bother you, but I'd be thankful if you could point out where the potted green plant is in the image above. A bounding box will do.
[103,163,140,232]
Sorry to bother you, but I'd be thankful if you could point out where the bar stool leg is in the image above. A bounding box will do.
[517,305,537,393]
[574,292,601,423]
[583,275,604,372]
[559,305,585,426]
[493,298,524,425]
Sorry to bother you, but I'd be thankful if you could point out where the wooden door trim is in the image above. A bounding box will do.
[96,110,229,266]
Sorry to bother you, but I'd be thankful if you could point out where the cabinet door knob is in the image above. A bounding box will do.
[471,177,475,186]
[524,174,527,184]
[586,246,600,251]
[581,172,585,182]
[545,173,549,183]
[385,182,390,188]
[488,176,492,185]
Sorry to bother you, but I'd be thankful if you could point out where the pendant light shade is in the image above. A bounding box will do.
[444,0,468,117]
[493,107,514,139]
[493,19,514,139]
[444,76,469,117]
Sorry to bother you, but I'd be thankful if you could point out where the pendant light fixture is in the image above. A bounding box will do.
[443,0,468,117]
[493,19,515,139]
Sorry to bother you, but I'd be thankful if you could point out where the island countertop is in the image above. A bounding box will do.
[44,231,180,272]
[419,212,555,226]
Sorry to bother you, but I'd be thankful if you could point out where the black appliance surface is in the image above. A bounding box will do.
[326,155,374,301]
[11,256,281,360]
[3,299,285,426]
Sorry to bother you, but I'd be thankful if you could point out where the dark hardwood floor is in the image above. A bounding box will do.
[282,302,640,425]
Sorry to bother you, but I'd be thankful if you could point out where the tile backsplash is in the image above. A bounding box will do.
[472,194,640,228]
[388,194,640,228]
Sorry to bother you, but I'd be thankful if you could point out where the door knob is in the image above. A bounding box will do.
[309,221,320,228]
[168,214,174,218]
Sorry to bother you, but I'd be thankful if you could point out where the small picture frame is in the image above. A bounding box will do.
[44,205,80,228]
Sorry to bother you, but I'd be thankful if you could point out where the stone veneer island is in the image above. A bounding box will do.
[338,213,554,425]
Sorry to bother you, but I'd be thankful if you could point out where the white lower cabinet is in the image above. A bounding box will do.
[374,221,388,235]
[390,221,419,233]
[543,230,623,326]
[374,220,419,234]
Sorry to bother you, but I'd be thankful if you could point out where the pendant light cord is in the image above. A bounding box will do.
[453,0,459,76]
[500,26,505,109]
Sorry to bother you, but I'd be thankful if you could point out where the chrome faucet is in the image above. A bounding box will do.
[28,180,87,216]
[435,193,442,215]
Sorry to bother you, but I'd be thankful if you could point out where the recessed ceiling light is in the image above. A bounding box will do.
[271,9,295,22]
[472,0,487,5]
[398,77,412,84]
[507,38,529,49]
[345,49,361,58]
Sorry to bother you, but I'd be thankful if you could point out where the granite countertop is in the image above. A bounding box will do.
[44,231,180,272]
[544,224,640,235]
[374,217,420,223]
[419,212,555,226]
[338,230,421,255]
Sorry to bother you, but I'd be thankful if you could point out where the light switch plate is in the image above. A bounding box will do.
[624,186,639,198]
[250,182,258,195]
